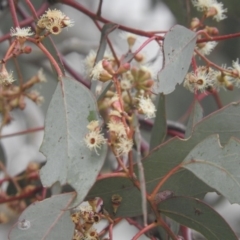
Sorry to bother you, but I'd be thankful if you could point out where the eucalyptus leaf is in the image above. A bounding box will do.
[40,77,107,206]
[159,196,238,240]
[157,215,179,240]
[150,93,167,150]
[183,135,240,204]
[9,192,76,240]
[88,101,240,217]
[87,176,143,217]
[185,101,203,138]
[156,25,197,94]
[91,23,118,94]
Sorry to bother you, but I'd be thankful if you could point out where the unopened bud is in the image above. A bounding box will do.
[205,7,218,18]
[143,79,154,88]
[116,63,130,74]
[134,53,145,63]
[205,26,219,36]
[23,46,32,54]
[190,18,200,30]
[127,34,137,49]
[102,59,115,75]
[26,162,40,173]
[131,66,139,80]
[111,194,122,214]
[225,81,234,91]
[19,95,26,110]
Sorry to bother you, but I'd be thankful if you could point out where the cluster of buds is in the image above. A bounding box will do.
[91,59,130,82]
[37,9,74,35]
[0,68,46,124]
[1,161,41,224]
[71,201,100,240]
[183,65,237,92]
[107,109,133,156]
[190,1,227,56]
[84,33,157,158]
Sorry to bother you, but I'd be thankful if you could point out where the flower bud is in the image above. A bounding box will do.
[23,46,32,54]
[111,194,122,214]
[102,59,115,75]
[134,52,145,63]
[116,62,130,74]
[190,18,200,30]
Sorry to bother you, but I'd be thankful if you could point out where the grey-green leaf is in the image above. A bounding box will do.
[91,23,118,94]
[185,101,203,138]
[87,101,240,217]
[9,192,76,240]
[159,196,238,240]
[40,77,107,206]
[156,25,197,94]
[183,135,240,204]
[150,93,167,149]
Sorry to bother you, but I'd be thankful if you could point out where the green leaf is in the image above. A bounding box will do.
[159,196,238,240]
[185,101,203,138]
[9,192,75,240]
[87,176,143,217]
[91,23,118,94]
[156,25,197,94]
[183,135,240,204]
[193,101,240,146]
[42,37,65,76]
[95,23,118,66]
[150,93,167,150]
[0,142,6,165]
[157,215,179,240]
[88,101,240,217]
[40,77,107,206]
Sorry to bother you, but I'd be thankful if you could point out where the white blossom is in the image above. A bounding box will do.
[137,95,156,119]
[184,67,214,92]
[120,78,132,90]
[211,2,227,21]
[84,129,106,155]
[87,120,100,131]
[191,0,227,22]
[0,70,15,85]
[108,120,126,137]
[10,27,33,38]
[197,41,217,56]
[115,137,133,156]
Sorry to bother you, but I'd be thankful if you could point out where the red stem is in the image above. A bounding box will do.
[27,38,63,77]
[109,223,113,240]
[0,3,48,43]
[25,0,38,20]
[97,172,127,181]
[9,0,19,28]
[61,0,162,39]
[132,222,158,240]
[180,225,192,240]
[0,186,42,204]
[0,126,44,139]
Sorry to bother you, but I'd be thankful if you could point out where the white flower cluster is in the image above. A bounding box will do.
[84,120,106,155]
[192,0,227,21]
[37,9,74,35]
[10,27,34,38]
[184,60,240,92]
[137,95,156,119]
